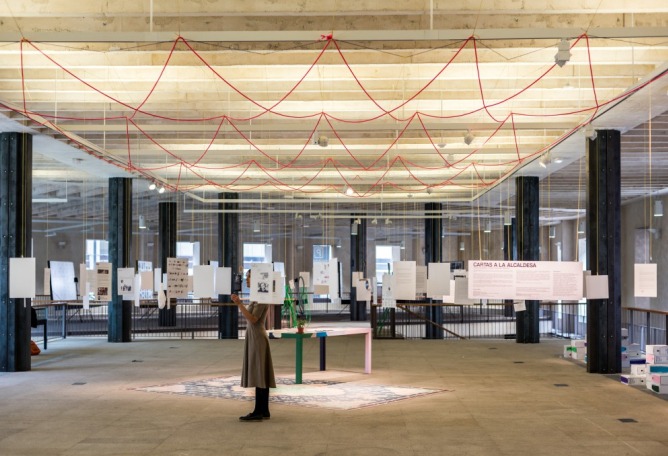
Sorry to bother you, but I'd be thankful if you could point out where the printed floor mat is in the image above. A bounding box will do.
[135,375,447,410]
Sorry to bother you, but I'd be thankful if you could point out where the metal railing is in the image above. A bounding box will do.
[623,307,668,350]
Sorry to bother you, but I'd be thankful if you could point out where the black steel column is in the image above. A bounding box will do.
[424,203,444,339]
[350,216,367,321]
[515,176,540,343]
[503,217,517,317]
[0,133,32,372]
[586,130,621,374]
[217,193,239,339]
[159,202,177,326]
[108,178,132,342]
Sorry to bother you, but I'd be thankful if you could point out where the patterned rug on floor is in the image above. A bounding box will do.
[135,375,448,410]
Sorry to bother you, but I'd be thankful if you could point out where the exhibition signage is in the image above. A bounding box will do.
[468,260,583,301]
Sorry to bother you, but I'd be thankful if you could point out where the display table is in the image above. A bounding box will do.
[268,326,372,384]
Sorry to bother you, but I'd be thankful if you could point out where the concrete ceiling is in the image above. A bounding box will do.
[1,1,668,239]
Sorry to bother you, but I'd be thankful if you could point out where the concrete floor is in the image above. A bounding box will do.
[1,334,667,456]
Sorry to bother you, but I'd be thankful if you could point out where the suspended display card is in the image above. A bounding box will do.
[584,275,609,299]
[117,267,135,299]
[392,261,416,300]
[634,263,657,298]
[381,273,396,308]
[9,257,36,299]
[167,258,189,298]
[427,263,451,298]
[193,265,215,298]
[96,262,112,301]
[468,260,583,301]
[250,263,277,304]
[215,267,231,295]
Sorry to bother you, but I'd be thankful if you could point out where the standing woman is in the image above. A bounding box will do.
[231,269,276,421]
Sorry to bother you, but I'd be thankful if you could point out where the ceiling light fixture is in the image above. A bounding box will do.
[554,39,571,67]
[148,182,156,191]
[385,218,392,225]
[539,156,548,168]
[504,213,512,226]
[549,226,556,238]
[345,186,355,196]
[371,218,378,225]
[158,186,165,194]
[654,200,663,217]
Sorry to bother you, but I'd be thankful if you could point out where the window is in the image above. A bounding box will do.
[85,239,108,269]
[177,241,200,275]
[313,244,331,263]
[376,245,400,284]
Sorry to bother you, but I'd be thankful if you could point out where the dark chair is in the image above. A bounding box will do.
[31,307,48,350]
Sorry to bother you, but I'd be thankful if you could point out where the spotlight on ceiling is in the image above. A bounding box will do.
[158,186,165,194]
[583,124,597,140]
[371,218,378,225]
[539,156,549,168]
[314,132,329,147]
[345,186,355,196]
[463,130,474,145]
[385,218,392,225]
[554,39,571,67]
[148,182,156,191]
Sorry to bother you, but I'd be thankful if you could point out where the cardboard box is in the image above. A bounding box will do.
[646,354,668,365]
[621,328,628,338]
[622,343,641,354]
[571,340,586,348]
[651,383,668,394]
[645,345,668,356]
[648,365,668,374]
[563,346,572,358]
[630,364,647,376]
[620,374,645,385]
[650,374,668,385]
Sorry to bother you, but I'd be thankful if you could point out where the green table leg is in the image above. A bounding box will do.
[295,334,303,384]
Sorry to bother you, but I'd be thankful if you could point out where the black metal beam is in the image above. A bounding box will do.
[350,216,367,321]
[217,193,239,339]
[108,178,133,342]
[424,202,444,339]
[0,133,32,371]
[515,176,540,343]
[158,202,177,326]
[586,130,622,374]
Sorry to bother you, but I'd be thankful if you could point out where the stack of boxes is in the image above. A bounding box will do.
[563,339,587,362]
[645,345,668,394]
[621,328,643,368]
